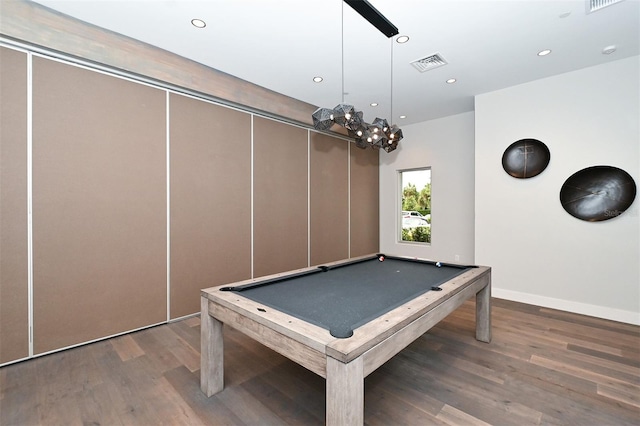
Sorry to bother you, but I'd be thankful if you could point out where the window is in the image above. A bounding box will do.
[399,168,431,244]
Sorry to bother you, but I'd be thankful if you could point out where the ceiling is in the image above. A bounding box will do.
[32,0,640,126]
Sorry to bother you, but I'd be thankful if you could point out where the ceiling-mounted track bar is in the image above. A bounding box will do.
[343,0,399,38]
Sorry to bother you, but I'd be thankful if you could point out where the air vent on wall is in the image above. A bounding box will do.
[586,0,624,13]
[410,53,448,73]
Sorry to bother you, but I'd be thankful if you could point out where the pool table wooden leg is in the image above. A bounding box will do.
[475,279,492,343]
[200,296,224,397]
[326,356,364,425]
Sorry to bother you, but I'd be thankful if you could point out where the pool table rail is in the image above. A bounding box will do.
[204,295,333,377]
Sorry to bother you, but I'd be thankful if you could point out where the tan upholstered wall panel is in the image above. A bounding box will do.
[0,47,29,364]
[309,133,349,266]
[253,117,308,278]
[169,93,251,319]
[350,147,380,257]
[32,57,167,354]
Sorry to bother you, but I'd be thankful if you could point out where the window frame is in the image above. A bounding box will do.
[397,167,432,245]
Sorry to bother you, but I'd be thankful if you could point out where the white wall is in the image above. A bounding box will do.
[379,111,476,264]
[475,56,640,324]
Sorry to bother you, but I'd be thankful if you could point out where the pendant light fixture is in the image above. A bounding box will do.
[311,0,402,153]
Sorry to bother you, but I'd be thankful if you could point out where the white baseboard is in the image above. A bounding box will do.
[492,288,640,326]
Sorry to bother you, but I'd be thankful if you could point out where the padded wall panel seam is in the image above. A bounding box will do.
[350,146,380,257]
[309,132,349,266]
[169,92,252,319]
[0,46,29,364]
[31,56,167,354]
[253,117,309,278]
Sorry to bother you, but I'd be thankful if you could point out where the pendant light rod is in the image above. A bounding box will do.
[390,38,394,122]
[343,0,399,38]
[341,0,345,103]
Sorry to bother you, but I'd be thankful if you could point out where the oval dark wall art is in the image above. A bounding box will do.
[502,139,551,179]
[560,165,637,222]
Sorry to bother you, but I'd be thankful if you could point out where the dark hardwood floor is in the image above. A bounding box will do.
[1,298,638,425]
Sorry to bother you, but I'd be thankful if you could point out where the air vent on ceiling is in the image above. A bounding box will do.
[586,0,624,13]
[410,53,448,73]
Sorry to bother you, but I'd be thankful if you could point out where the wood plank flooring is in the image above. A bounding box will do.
[1,298,638,425]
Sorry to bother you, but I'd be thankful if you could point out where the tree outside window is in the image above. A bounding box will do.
[399,168,431,244]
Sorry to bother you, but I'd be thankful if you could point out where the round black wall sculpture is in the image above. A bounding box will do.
[560,165,637,222]
[502,139,551,179]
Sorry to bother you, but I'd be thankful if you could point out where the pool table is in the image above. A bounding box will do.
[200,254,491,425]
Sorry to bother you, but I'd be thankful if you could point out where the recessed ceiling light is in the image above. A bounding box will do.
[313,76,323,83]
[191,19,206,28]
[446,78,457,84]
[399,115,407,119]
[537,49,552,56]
[396,35,410,44]
[370,102,378,107]
[602,45,617,55]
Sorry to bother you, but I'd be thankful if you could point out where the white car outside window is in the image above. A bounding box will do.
[402,216,430,228]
